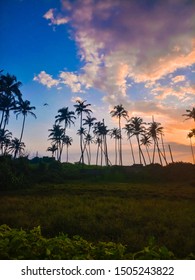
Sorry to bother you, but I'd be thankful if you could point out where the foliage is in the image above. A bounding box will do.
[1,225,194,260]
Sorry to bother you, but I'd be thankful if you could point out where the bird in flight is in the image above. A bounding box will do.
[43,103,48,106]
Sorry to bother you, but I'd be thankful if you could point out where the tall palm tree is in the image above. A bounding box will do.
[55,107,75,160]
[183,107,195,122]
[82,115,96,163]
[187,130,195,164]
[109,128,121,165]
[147,118,167,165]
[9,137,25,159]
[0,72,22,129]
[128,117,146,165]
[123,123,136,165]
[140,134,152,164]
[110,104,128,166]
[14,99,36,143]
[63,135,73,163]
[93,120,110,166]
[74,100,92,164]
[48,124,64,161]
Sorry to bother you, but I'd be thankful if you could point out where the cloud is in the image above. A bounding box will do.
[33,71,59,88]
[43,8,69,25]
[172,75,186,84]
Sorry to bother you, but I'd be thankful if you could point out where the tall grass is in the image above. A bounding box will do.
[0,181,195,258]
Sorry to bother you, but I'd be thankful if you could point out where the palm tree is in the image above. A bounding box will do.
[9,137,25,159]
[187,130,195,164]
[128,117,146,165]
[93,120,110,166]
[183,107,195,122]
[55,107,75,160]
[109,128,121,165]
[48,124,64,161]
[63,135,73,162]
[140,134,152,164]
[147,118,167,165]
[82,115,96,163]
[0,94,16,129]
[0,128,12,155]
[14,99,36,143]
[47,144,58,158]
[110,104,128,165]
[123,123,135,165]
[74,100,92,164]
[0,72,22,129]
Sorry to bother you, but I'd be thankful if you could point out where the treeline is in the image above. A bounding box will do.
[1,71,195,165]
[0,155,195,191]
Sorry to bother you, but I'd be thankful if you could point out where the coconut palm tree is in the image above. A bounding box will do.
[183,107,195,122]
[147,119,167,165]
[110,104,128,166]
[0,128,12,155]
[74,100,92,164]
[9,137,25,159]
[123,123,135,165]
[47,144,58,158]
[93,120,110,166]
[128,117,146,165]
[48,124,64,161]
[140,134,152,164]
[55,107,75,160]
[109,127,121,165]
[0,72,22,129]
[14,99,36,143]
[187,130,195,164]
[63,135,73,163]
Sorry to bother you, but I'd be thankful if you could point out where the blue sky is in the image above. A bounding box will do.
[1,0,195,164]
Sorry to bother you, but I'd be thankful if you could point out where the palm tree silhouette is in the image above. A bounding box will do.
[128,117,146,165]
[63,135,73,163]
[110,104,128,166]
[55,107,75,161]
[140,134,152,164]
[93,120,110,166]
[48,124,64,161]
[9,137,25,159]
[0,128,12,155]
[74,100,92,164]
[123,123,136,165]
[109,128,121,165]
[14,99,36,143]
[147,118,167,165]
[183,107,195,122]
[0,72,22,129]
[47,144,58,158]
[187,130,195,164]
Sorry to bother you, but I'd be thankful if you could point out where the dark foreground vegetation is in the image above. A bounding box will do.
[0,155,195,259]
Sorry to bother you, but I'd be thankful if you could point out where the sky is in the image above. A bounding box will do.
[1,0,195,164]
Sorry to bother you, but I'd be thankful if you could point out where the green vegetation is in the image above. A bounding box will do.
[0,158,195,259]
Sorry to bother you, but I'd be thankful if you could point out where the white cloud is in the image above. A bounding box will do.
[33,71,59,88]
[43,8,69,25]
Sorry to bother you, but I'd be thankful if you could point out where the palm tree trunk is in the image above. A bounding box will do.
[190,138,195,164]
[115,138,117,165]
[20,115,26,143]
[96,143,100,165]
[66,145,68,163]
[146,146,151,164]
[152,141,156,163]
[119,117,122,166]
[80,112,84,164]
[136,135,142,164]
[0,110,5,129]
[129,137,135,165]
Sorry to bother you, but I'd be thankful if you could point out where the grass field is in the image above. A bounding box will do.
[0,180,195,258]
